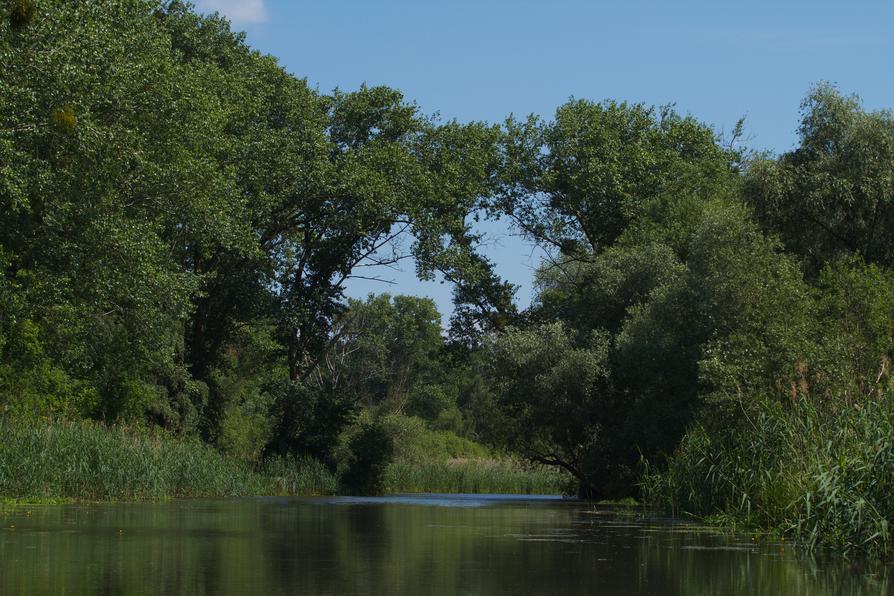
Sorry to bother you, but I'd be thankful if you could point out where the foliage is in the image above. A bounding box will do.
[484,322,613,497]
[488,85,894,534]
[484,98,751,498]
[644,388,894,558]
[8,0,35,30]
[261,455,337,496]
[0,0,511,466]
[647,221,894,558]
[384,458,570,495]
[377,412,491,461]
[347,412,569,494]
[326,294,443,408]
[264,381,358,469]
[493,183,805,498]
[0,417,335,500]
[3,0,894,560]
[339,421,395,495]
[498,99,738,254]
[745,83,894,275]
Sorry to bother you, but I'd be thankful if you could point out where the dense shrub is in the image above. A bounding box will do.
[264,381,358,469]
[339,422,395,495]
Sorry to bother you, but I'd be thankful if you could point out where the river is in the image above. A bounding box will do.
[0,494,889,595]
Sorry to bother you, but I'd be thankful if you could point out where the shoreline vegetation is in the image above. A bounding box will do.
[643,393,894,560]
[3,0,894,561]
[0,417,568,503]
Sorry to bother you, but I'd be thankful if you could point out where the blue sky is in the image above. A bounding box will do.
[196,0,894,321]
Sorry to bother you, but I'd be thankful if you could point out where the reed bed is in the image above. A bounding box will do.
[384,458,570,495]
[0,418,335,501]
[261,454,338,496]
[643,392,894,558]
[0,417,566,501]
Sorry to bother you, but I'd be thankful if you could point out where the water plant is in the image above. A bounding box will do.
[0,417,336,501]
[643,390,894,558]
[384,458,570,495]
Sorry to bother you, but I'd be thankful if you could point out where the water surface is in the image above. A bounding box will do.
[1,494,889,595]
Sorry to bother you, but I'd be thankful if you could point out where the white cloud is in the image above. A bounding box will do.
[195,0,269,24]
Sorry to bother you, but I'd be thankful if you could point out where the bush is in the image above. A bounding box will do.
[377,413,491,461]
[264,381,357,468]
[339,421,394,495]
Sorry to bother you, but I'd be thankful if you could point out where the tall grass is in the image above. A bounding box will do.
[260,454,337,496]
[384,458,570,494]
[0,418,335,501]
[0,417,565,501]
[644,391,894,558]
[376,412,571,494]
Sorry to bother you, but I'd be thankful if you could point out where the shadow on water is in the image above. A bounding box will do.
[0,495,890,595]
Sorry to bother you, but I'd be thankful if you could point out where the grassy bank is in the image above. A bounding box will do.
[385,458,569,494]
[371,413,571,494]
[0,418,335,501]
[644,393,894,559]
[0,417,567,502]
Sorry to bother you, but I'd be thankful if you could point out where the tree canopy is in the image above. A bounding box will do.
[2,1,893,511]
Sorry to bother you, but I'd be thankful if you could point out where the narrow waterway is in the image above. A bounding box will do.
[0,495,889,595]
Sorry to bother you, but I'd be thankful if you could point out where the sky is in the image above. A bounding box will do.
[195,0,894,322]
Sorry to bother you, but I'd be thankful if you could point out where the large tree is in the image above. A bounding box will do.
[497,98,738,257]
[320,294,443,408]
[483,99,816,497]
[1,0,255,425]
[0,1,514,443]
[745,83,894,275]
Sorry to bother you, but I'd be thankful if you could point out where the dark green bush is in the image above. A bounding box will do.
[339,421,395,495]
[264,381,358,469]
[9,0,36,29]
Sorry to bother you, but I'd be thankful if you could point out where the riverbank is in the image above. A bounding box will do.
[0,418,567,502]
[643,394,894,560]
[0,418,332,501]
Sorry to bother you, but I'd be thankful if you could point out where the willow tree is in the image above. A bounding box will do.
[484,99,778,497]
[745,83,894,275]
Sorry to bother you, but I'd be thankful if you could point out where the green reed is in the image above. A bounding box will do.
[643,391,894,558]
[0,417,568,501]
[384,458,571,495]
[0,417,336,501]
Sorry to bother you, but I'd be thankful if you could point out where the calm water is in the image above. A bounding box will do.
[1,494,890,595]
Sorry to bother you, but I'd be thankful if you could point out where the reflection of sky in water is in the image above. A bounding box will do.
[297,493,570,508]
[1,497,890,595]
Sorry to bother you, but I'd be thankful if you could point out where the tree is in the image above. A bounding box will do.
[481,98,748,496]
[485,322,612,498]
[0,0,249,426]
[506,197,811,497]
[237,84,511,384]
[498,99,738,257]
[320,294,443,408]
[745,83,894,274]
[0,0,516,445]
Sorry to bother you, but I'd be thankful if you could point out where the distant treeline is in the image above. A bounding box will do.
[2,1,893,555]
